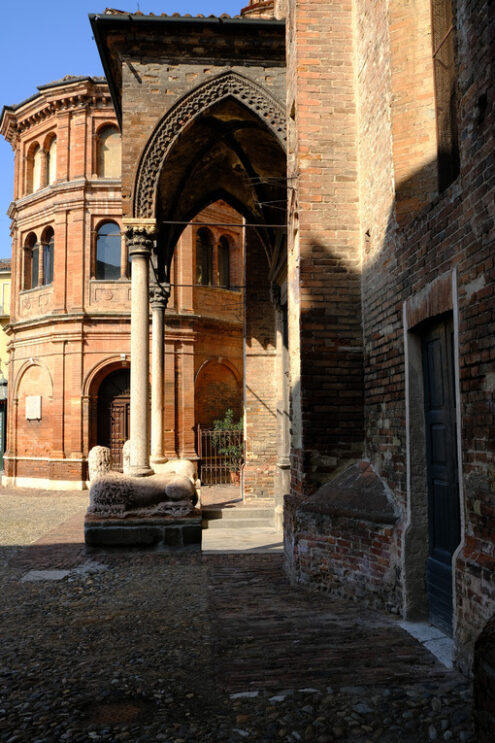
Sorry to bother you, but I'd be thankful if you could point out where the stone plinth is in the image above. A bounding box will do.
[85,511,202,552]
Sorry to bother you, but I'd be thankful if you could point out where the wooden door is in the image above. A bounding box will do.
[422,317,460,636]
[97,370,130,471]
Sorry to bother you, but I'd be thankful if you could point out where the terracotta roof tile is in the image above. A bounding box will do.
[102,8,245,20]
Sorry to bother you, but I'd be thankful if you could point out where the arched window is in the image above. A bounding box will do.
[95,222,121,280]
[195,228,213,286]
[97,126,121,178]
[217,235,230,288]
[41,228,54,285]
[47,137,57,185]
[26,143,40,195]
[24,233,39,289]
[32,144,43,192]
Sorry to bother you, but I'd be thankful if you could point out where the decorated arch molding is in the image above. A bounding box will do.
[13,359,54,400]
[133,71,287,219]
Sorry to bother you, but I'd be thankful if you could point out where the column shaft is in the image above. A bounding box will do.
[127,225,155,476]
[150,287,169,464]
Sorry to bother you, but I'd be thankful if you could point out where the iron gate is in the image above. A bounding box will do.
[197,425,244,485]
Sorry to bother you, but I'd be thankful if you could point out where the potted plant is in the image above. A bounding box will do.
[212,409,243,484]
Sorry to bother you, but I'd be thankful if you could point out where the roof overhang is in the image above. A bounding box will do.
[89,12,285,127]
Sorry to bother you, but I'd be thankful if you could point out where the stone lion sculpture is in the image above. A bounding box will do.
[87,447,199,517]
[88,445,111,481]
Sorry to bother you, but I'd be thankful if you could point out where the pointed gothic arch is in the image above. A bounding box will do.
[132,71,287,219]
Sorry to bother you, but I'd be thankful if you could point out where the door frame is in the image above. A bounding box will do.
[421,315,461,634]
[402,270,465,629]
[97,367,131,471]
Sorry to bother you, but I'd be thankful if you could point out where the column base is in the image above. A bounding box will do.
[128,465,154,478]
[150,455,168,465]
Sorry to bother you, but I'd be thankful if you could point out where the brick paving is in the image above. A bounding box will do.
[0,487,475,741]
[208,557,448,692]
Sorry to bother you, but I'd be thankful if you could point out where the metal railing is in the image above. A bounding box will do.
[197,425,244,485]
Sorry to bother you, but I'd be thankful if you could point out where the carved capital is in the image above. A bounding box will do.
[124,219,158,258]
[150,281,171,310]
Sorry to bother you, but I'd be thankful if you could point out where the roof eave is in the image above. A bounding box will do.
[89,12,285,128]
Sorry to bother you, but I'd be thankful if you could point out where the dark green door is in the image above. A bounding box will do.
[422,317,461,636]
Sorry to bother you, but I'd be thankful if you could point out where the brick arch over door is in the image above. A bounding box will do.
[132,70,287,219]
[195,359,242,429]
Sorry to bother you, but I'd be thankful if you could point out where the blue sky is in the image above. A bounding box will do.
[0,1,244,259]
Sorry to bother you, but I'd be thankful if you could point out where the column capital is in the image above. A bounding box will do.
[124,218,158,258]
[150,281,171,310]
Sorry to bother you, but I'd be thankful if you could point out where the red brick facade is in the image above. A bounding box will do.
[1,77,244,487]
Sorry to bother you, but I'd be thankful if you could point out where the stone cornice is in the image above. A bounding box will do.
[1,79,114,143]
[10,178,122,223]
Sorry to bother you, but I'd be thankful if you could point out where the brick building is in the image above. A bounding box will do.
[282,0,494,675]
[0,75,244,488]
[85,0,493,673]
[0,0,493,674]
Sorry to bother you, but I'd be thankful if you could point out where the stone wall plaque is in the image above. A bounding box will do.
[26,395,42,420]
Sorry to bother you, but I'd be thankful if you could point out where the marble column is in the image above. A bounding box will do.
[150,283,170,464]
[273,282,291,495]
[125,221,156,476]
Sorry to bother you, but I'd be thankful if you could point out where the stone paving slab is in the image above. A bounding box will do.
[202,526,283,553]
[0,488,476,742]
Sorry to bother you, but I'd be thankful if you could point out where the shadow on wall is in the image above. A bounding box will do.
[287,149,495,676]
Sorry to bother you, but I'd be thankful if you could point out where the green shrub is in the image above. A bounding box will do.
[212,409,243,473]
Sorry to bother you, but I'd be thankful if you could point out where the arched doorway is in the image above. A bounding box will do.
[195,359,243,485]
[97,368,130,470]
[195,359,242,430]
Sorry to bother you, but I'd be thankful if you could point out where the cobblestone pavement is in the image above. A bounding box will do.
[0,488,475,742]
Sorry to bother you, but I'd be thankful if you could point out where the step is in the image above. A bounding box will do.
[202,507,275,529]
[202,518,274,530]
[202,507,273,521]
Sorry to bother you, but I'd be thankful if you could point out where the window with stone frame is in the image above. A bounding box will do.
[23,233,39,290]
[46,136,57,185]
[196,227,214,286]
[431,0,460,191]
[95,222,121,280]
[97,125,121,179]
[25,142,42,195]
[41,227,54,285]
[217,235,231,288]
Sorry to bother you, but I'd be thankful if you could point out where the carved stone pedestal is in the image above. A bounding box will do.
[85,511,202,552]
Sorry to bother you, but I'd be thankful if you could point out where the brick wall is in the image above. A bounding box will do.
[286,0,365,497]
[357,0,495,668]
[287,0,494,669]
[295,512,398,612]
[243,229,278,499]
